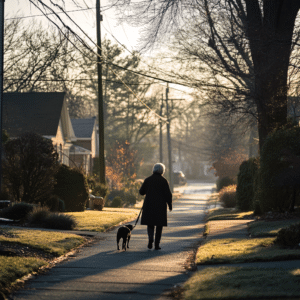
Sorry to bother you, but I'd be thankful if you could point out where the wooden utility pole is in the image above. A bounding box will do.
[0,0,5,193]
[166,84,173,192]
[96,0,105,184]
[159,95,163,163]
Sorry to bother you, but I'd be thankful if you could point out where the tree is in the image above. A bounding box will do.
[2,132,59,203]
[115,0,300,151]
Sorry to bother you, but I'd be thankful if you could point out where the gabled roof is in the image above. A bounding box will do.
[71,117,96,138]
[3,92,65,137]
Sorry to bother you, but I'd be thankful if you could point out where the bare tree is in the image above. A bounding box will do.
[113,0,300,151]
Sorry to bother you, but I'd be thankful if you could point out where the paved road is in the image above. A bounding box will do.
[11,181,216,300]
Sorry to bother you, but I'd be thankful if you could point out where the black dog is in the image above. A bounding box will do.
[117,224,133,251]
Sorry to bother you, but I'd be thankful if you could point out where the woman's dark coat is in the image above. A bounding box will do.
[139,173,172,227]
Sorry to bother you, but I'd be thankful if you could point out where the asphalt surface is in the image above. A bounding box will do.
[10,182,215,300]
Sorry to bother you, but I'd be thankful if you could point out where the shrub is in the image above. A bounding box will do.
[219,185,237,208]
[258,125,300,213]
[276,222,300,247]
[111,196,123,208]
[236,158,259,211]
[0,202,34,220]
[93,183,109,198]
[2,132,59,204]
[106,189,137,207]
[216,177,236,192]
[54,165,89,212]
[27,206,51,225]
[43,213,77,230]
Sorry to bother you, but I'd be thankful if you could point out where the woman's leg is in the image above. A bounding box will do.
[147,225,154,249]
[155,226,163,250]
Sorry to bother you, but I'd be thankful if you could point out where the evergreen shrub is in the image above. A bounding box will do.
[106,189,136,207]
[276,222,300,247]
[111,196,123,208]
[236,158,259,211]
[27,206,51,225]
[216,176,235,192]
[43,213,77,230]
[258,125,300,213]
[219,185,237,208]
[0,202,34,220]
[54,165,89,212]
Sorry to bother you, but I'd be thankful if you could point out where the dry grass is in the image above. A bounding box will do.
[206,208,254,221]
[0,257,47,293]
[248,219,300,237]
[0,227,85,257]
[196,237,300,265]
[65,207,140,232]
[184,266,300,300]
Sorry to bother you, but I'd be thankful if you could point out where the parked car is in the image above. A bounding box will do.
[173,171,187,185]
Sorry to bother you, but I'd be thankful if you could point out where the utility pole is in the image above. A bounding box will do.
[159,95,163,163]
[0,0,5,193]
[166,84,173,192]
[96,0,105,184]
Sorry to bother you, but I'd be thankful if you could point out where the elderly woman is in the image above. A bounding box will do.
[139,163,172,250]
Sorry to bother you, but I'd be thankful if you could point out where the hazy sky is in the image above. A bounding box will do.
[5,0,141,52]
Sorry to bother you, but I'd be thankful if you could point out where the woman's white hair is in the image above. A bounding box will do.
[153,163,165,175]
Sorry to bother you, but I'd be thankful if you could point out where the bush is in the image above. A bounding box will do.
[2,132,59,203]
[0,202,34,220]
[27,206,51,225]
[106,189,137,207]
[236,158,259,211]
[43,213,77,230]
[93,183,109,198]
[54,165,89,212]
[258,125,300,213]
[219,185,237,208]
[111,196,123,208]
[276,222,300,247]
[216,177,236,192]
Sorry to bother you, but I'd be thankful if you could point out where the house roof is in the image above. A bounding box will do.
[71,117,96,138]
[3,92,65,137]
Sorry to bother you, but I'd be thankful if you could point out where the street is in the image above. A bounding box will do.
[11,181,216,300]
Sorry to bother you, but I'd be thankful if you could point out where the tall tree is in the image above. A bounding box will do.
[115,0,300,150]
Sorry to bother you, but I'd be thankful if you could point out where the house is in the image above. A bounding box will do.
[3,92,92,174]
[71,117,99,172]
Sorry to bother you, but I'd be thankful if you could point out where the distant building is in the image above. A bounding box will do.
[3,92,93,174]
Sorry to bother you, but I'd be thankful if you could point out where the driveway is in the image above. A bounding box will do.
[11,181,216,300]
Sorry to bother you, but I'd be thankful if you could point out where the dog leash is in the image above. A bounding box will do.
[133,207,143,228]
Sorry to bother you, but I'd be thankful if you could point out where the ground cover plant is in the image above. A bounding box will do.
[196,237,300,265]
[183,266,300,300]
[65,208,139,232]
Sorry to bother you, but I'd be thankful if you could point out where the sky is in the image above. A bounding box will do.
[5,0,193,99]
[6,0,141,52]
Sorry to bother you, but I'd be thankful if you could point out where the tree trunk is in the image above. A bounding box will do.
[245,0,300,151]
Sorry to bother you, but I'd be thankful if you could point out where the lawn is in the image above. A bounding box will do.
[248,219,300,237]
[66,207,140,231]
[196,237,300,265]
[183,266,300,300]
[206,208,254,221]
[0,227,85,294]
[0,227,85,256]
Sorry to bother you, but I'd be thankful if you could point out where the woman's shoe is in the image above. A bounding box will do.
[155,245,161,250]
[148,240,153,249]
